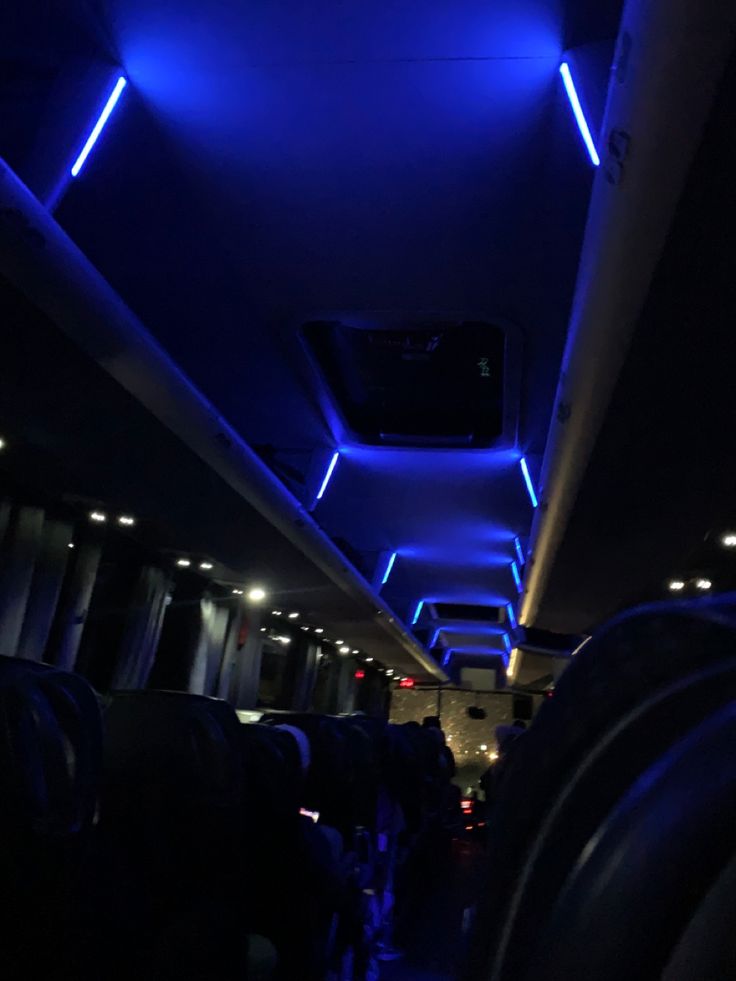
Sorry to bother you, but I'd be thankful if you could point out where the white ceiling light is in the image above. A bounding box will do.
[272,610,283,616]
[89,510,107,523]
[668,580,686,592]
[199,561,213,571]
[301,625,310,632]
[695,578,712,591]
[352,649,359,654]
[176,559,191,568]
[68,542,75,549]
[721,533,736,548]
[386,669,394,676]
[232,588,243,595]
[247,587,267,603]
[117,515,136,526]
[365,657,374,663]
[335,639,344,644]
[288,611,299,619]
[314,628,324,634]
[0,438,5,450]
[339,645,350,654]
[260,627,266,632]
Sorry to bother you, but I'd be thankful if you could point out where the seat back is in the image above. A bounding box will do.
[0,655,102,977]
[521,703,736,981]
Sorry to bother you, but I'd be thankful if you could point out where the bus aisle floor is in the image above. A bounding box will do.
[381,836,486,981]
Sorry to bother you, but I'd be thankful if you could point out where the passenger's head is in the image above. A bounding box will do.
[422,715,442,730]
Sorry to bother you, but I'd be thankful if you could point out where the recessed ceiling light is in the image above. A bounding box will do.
[260,627,266,632]
[386,669,394,676]
[0,438,5,450]
[365,657,374,663]
[68,542,75,549]
[352,649,359,655]
[89,510,107,523]
[117,515,136,526]
[695,578,712,591]
[668,579,686,592]
[272,610,283,616]
[199,561,213,571]
[288,612,299,619]
[335,639,344,644]
[247,587,267,603]
[301,625,310,632]
[314,628,324,634]
[721,533,736,548]
[339,645,350,654]
[232,588,243,595]
[176,559,191,568]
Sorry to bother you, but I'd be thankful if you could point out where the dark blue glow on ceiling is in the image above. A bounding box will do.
[50,0,599,661]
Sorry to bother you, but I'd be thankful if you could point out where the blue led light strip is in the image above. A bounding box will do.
[381,551,397,586]
[519,457,539,509]
[510,560,523,593]
[506,603,518,630]
[411,600,424,626]
[71,76,127,177]
[514,536,525,568]
[502,632,512,654]
[316,451,340,501]
[559,62,600,167]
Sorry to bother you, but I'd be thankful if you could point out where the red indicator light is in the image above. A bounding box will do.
[355,670,365,680]
[398,677,415,688]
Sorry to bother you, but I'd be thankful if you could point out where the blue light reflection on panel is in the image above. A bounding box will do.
[519,457,539,509]
[410,600,424,626]
[71,76,128,177]
[502,632,512,653]
[429,627,442,649]
[316,451,340,500]
[381,551,397,586]
[559,62,600,167]
[506,603,517,630]
[441,649,452,668]
[514,536,526,567]
[510,561,523,593]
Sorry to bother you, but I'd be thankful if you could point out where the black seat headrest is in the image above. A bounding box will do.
[0,655,102,838]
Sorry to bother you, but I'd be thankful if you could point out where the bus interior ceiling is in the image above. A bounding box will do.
[2,0,736,979]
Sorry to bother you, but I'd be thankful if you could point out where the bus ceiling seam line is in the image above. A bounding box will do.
[519,456,539,509]
[316,451,340,501]
[71,76,127,178]
[559,62,600,167]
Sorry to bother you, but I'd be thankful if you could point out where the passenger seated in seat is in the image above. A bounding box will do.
[481,720,527,811]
